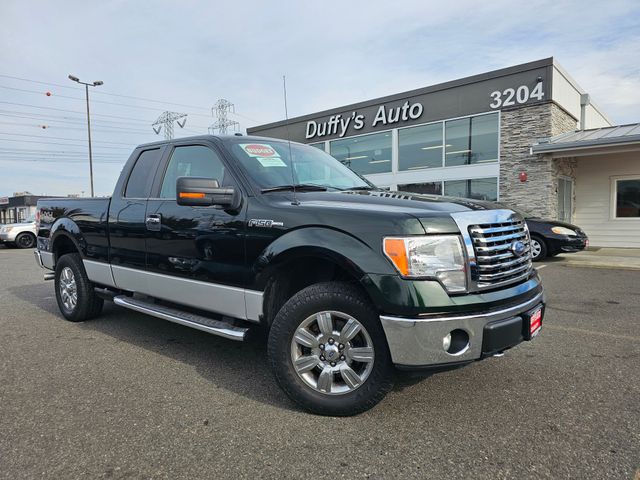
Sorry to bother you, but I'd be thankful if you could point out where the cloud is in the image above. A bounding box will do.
[0,0,638,196]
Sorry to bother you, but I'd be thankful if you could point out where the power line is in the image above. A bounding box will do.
[0,131,136,146]
[0,137,132,149]
[0,73,264,123]
[0,101,152,122]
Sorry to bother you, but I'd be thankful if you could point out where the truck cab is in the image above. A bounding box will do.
[36,135,544,415]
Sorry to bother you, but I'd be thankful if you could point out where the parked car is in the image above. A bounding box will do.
[35,135,544,416]
[496,205,588,261]
[0,215,37,249]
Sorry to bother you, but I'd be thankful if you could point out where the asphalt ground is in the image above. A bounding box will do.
[0,245,638,479]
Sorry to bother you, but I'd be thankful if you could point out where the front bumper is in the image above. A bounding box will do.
[0,232,15,243]
[380,291,544,367]
[548,234,588,254]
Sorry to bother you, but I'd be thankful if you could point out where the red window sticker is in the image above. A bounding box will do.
[241,144,277,158]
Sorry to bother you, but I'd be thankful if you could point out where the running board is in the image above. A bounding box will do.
[113,295,248,341]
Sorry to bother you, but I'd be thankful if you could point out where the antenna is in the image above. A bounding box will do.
[283,75,299,206]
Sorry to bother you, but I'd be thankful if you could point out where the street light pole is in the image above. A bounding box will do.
[68,75,103,197]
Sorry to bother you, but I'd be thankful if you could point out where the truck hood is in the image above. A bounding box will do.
[299,190,497,214]
[284,190,505,235]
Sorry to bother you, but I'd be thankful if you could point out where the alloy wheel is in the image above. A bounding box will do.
[290,310,375,395]
[59,267,78,311]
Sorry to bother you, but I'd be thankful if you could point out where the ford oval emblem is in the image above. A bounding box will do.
[511,240,526,256]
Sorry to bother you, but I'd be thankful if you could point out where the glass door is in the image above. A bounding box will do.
[558,177,573,222]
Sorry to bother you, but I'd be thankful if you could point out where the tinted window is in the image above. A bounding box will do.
[160,145,228,199]
[398,182,442,195]
[616,178,640,217]
[398,122,443,171]
[330,132,392,175]
[124,149,162,198]
[444,177,498,201]
[445,113,498,166]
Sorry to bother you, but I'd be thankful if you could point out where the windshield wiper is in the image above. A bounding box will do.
[261,184,328,193]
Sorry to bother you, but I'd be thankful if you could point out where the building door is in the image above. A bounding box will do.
[558,177,573,222]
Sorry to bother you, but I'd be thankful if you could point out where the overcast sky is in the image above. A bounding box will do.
[1,0,639,197]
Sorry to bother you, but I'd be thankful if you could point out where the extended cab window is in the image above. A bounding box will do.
[160,145,229,199]
[124,148,162,198]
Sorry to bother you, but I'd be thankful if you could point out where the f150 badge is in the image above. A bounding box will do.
[249,219,284,228]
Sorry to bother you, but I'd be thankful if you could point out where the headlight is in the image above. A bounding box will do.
[1,226,13,233]
[383,235,467,293]
[551,226,576,236]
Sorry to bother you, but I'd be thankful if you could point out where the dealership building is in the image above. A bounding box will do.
[248,58,639,248]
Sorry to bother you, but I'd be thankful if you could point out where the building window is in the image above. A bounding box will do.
[398,122,443,171]
[330,132,392,175]
[614,177,640,218]
[398,182,442,195]
[444,177,498,201]
[309,142,325,151]
[445,113,498,166]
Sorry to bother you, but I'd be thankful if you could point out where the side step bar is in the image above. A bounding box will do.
[113,295,248,341]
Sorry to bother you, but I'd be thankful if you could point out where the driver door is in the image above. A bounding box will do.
[143,143,248,318]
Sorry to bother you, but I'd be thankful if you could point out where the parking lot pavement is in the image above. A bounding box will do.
[0,248,638,480]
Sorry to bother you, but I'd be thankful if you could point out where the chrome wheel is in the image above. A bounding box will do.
[531,239,542,259]
[59,267,78,311]
[290,311,374,395]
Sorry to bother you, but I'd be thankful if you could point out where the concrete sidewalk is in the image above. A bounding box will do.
[555,247,640,270]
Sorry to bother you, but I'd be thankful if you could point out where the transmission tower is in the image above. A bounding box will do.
[208,99,239,134]
[152,111,188,140]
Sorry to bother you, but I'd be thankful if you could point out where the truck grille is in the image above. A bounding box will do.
[468,220,533,290]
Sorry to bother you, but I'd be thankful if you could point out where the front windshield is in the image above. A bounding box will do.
[228,140,372,191]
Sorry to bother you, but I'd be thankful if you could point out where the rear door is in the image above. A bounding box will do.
[108,147,164,280]
[143,142,249,318]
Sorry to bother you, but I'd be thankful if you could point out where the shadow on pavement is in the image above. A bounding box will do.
[10,282,434,413]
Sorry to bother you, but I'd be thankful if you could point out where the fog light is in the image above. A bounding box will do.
[443,329,470,355]
[443,333,452,351]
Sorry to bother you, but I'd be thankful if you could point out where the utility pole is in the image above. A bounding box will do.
[68,75,103,197]
[208,99,239,135]
[152,111,188,140]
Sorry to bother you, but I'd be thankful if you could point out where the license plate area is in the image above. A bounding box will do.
[523,304,544,340]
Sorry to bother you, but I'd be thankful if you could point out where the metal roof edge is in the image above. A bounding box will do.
[532,134,640,153]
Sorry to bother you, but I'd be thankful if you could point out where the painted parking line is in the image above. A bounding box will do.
[536,264,547,269]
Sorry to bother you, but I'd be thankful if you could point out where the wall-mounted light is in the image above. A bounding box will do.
[519,171,528,182]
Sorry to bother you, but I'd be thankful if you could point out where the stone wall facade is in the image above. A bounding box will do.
[499,102,577,218]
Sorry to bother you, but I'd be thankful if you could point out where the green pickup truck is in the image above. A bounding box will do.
[35,135,544,415]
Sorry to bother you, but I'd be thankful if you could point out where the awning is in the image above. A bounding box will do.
[532,123,640,155]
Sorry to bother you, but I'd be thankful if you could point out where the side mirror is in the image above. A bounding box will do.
[176,177,241,210]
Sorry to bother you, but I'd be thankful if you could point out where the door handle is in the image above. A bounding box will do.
[146,214,161,231]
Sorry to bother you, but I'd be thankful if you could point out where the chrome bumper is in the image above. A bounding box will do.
[380,291,544,367]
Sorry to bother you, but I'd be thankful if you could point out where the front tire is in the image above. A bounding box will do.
[268,282,394,416]
[530,236,548,261]
[15,232,36,249]
[54,253,104,322]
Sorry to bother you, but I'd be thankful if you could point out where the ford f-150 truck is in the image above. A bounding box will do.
[35,135,544,416]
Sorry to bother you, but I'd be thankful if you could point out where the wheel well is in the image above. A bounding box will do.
[52,234,79,263]
[261,256,369,327]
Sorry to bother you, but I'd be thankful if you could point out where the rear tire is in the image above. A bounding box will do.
[15,232,36,249]
[54,253,104,322]
[268,282,394,416]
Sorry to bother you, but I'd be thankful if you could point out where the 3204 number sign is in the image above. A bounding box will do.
[489,82,544,109]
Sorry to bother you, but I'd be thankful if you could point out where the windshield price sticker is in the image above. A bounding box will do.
[257,157,287,167]
[241,143,278,157]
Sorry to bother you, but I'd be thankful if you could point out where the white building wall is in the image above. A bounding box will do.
[574,152,640,247]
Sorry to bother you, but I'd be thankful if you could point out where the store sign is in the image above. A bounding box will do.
[305,101,424,139]
[249,63,550,143]
[0,197,8,205]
